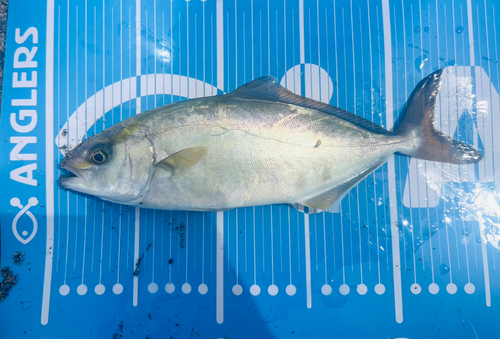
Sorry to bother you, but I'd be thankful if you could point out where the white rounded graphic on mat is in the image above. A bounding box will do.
[268,284,279,296]
[77,284,88,296]
[357,284,368,295]
[286,284,296,296]
[280,64,334,104]
[374,283,386,295]
[95,284,105,295]
[148,283,158,294]
[57,74,223,153]
[232,284,243,296]
[165,283,175,294]
[250,285,261,296]
[446,283,457,295]
[410,283,422,295]
[428,283,439,295]
[182,283,192,294]
[339,284,350,295]
[112,283,123,295]
[321,284,332,296]
[59,284,70,296]
[198,283,208,295]
[464,283,475,294]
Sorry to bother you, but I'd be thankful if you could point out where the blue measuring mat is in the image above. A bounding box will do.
[1,0,500,338]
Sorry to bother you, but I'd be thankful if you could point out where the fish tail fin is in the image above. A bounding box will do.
[395,69,483,164]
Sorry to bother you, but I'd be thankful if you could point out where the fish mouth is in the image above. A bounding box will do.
[59,164,92,191]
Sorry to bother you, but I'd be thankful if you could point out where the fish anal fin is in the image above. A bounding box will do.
[300,159,387,213]
[158,146,207,179]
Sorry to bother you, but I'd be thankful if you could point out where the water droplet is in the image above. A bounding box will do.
[424,26,429,32]
[476,237,482,243]
[439,263,450,275]
[21,301,32,311]
[456,26,464,34]
[457,305,462,315]
[463,228,471,237]
[414,25,421,33]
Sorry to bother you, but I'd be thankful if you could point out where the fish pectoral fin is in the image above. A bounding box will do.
[157,146,207,179]
[300,158,388,213]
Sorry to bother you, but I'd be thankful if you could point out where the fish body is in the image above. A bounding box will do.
[60,70,483,211]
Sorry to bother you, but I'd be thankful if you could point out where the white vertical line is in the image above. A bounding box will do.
[134,0,141,307]
[56,5,61,276]
[217,0,224,92]
[82,0,88,284]
[482,232,491,306]
[322,212,327,285]
[152,212,156,284]
[92,7,97,272]
[117,205,122,284]
[216,211,224,324]
[133,208,140,306]
[367,0,380,282]
[325,10,336,274]
[127,8,132,272]
[236,209,239,284]
[382,0,403,323]
[333,0,338,105]
[304,214,312,308]
[235,0,237,87]
[351,0,363,286]
[170,1,173,101]
[340,209,346,285]
[481,0,492,306]
[75,6,80,273]
[202,213,205,284]
[270,207,275,285]
[251,0,254,79]
[299,0,305,63]
[267,0,270,73]
[65,0,70,288]
[202,2,205,96]
[185,213,189,284]
[253,206,257,285]
[279,206,283,272]
[42,0,55,326]
[393,5,411,280]
[169,211,172,283]
[288,206,293,285]
[467,0,475,65]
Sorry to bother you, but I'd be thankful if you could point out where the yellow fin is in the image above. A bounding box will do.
[158,146,207,179]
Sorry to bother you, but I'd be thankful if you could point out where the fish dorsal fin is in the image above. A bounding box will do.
[228,76,391,135]
[157,146,207,179]
[299,158,388,212]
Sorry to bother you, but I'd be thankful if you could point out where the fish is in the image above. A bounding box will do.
[59,69,483,212]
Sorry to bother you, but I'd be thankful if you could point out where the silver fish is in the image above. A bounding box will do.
[60,69,483,211]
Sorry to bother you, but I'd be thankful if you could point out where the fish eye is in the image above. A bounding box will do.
[90,148,109,165]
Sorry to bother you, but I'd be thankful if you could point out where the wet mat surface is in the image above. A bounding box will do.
[1,0,500,338]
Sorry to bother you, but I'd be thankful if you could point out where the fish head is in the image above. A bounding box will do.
[59,124,156,204]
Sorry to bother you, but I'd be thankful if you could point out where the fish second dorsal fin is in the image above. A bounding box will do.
[228,76,392,135]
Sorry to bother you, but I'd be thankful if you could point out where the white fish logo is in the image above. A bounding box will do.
[10,197,39,245]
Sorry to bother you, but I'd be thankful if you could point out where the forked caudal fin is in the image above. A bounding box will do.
[395,68,483,164]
